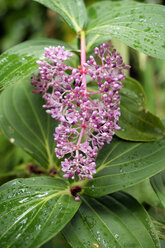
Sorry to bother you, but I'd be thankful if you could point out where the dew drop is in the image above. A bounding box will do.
[93,243,99,248]
[0,58,8,64]
[19,197,29,203]
[37,193,48,198]
[115,233,119,239]
[10,137,15,143]
[16,233,21,239]
[36,224,41,230]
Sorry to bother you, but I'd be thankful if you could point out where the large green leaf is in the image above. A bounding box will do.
[151,170,165,208]
[0,38,72,89]
[124,179,161,207]
[117,77,165,141]
[0,79,57,169]
[83,136,165,197]
[63,192,160,248]
[87,1,165,59]
[34,0,87,33]
[0,177,80,248]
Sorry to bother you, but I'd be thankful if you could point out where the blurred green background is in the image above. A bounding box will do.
[0,0,165,246]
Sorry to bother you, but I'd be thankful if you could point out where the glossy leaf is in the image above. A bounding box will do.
[86,34,111,53]
[34,0,87,33]
[151,170,165,208]
[83,136,165,197]
[63,192,160,248]
[117,77,165,141]
[87,1,165,59]
[0,38,72,89]
[0,177,80,248]
[124,179,161,207]
[0,79,57,169]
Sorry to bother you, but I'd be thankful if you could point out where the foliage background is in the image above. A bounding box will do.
[0,0,165,247]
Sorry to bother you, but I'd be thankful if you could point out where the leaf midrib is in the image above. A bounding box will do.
[8,194,63,248]
[103,143,165,168]
[86,157,165,186]
[96,143,140,173]
[90,197,144,248]
[81,197,123,248]
[105,195,156,247]
[47,0,81,32]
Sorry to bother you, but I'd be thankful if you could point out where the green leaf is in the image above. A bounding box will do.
[34,0,87,33]
[151,170,165,208]
[0,79,57,169]
[86,34,111,53]
[124,179,161,207]
[0,177,80,248]
[87,1,165,59]
[83,136,165,197]
[117,77,165,141]
[63,192,160,248]
[0,38,72,89]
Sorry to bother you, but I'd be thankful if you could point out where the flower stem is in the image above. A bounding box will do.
[76,31,87,157]
[88,91,100,95]
[80,30,87,93]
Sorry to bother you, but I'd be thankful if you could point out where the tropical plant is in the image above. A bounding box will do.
[0,0,165,247]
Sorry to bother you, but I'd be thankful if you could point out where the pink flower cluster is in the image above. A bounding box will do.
[31,43,129,180]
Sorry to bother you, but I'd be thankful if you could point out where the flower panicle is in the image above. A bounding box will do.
[31,43,130,180]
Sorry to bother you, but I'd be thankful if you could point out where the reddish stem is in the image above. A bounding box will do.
[76,31,87,156]
[80,30,87,93]
[88,91,100,95]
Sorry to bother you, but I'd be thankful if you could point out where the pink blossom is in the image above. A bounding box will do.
[31,43,129,180]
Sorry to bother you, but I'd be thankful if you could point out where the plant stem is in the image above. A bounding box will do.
[80,30,87,93]
[76,30,87,157]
